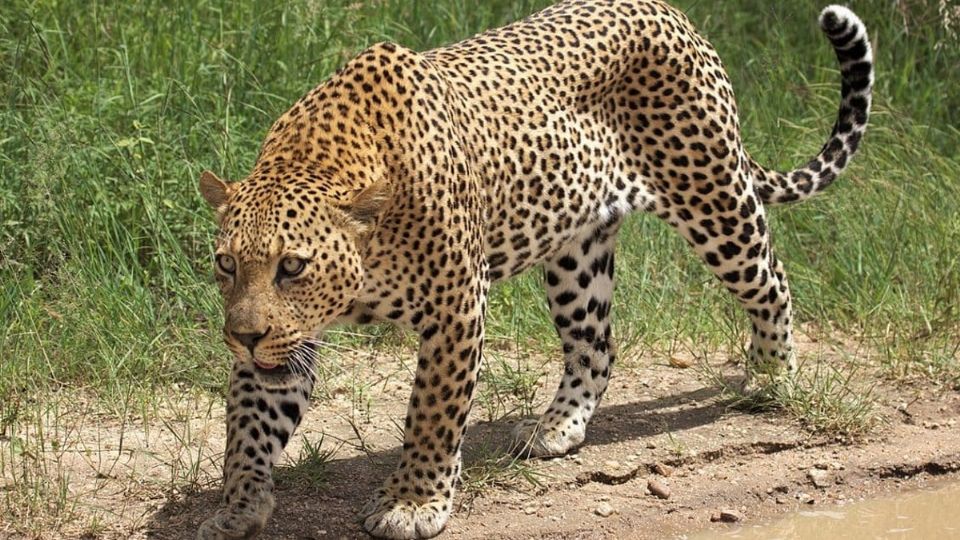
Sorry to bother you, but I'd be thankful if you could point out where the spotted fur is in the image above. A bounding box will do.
[196,2,873,538]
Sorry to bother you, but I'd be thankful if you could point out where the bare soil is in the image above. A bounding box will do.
[3,335,959,539]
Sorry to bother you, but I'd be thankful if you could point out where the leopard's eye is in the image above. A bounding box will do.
[279,257,306,278]
[216,254,236,275]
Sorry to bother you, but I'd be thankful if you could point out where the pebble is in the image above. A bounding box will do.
[523,506,537,515]
[710,510,742,523]
[604,460,620,469]
[807,468,832,489]
[594,502,616,517]
[652,462,674,477]
[669,356,693,369]
[647,478,671,500]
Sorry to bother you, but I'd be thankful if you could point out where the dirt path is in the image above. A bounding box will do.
[149,375,959,540]
[3,339,959,539]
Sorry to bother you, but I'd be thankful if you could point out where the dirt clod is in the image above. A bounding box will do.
[648,478,672,500]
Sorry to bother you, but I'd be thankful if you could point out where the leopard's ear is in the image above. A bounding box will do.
[342,180,393,227]
[333,120,392,228]
[199,170,232,209]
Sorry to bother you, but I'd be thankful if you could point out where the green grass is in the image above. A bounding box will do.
[275,434,341,490]
[1,0,958,407]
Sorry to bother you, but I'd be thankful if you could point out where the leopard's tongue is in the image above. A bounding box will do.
[254,360,277,370]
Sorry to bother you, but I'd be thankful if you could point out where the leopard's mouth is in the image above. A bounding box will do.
[252,341,317,380]
[254,358,282,370]
[253,360,292,378]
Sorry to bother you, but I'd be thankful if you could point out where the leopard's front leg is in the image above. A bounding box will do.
[198,365,312,539]
[360,297,486,539]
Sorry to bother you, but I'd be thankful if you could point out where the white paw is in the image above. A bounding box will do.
[196,508,266,540]
[359,491,450,539]
[197,486,274,540]
[511,417,584,458]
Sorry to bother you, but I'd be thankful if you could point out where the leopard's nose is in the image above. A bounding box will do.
[231,327,270,355]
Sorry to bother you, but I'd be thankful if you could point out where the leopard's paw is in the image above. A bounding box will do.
[511,417,583,458]
[359,489,450,539]
[197,508,266,540]
[197,487,274,540]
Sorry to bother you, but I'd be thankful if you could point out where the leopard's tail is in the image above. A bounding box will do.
[750,5,873,205]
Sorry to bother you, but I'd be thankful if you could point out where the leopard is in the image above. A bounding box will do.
[195,1,873,538]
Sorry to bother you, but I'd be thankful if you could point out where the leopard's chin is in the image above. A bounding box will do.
[254,362,291,375]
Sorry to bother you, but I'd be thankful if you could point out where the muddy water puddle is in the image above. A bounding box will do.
[692,482,960,539]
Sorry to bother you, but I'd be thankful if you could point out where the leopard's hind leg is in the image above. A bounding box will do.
[512,220,621,457]
[660,172,797,391]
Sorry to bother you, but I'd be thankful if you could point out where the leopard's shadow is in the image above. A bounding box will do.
[145,386,730,539]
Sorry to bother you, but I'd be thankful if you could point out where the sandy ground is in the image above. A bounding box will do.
[2,333,958,539]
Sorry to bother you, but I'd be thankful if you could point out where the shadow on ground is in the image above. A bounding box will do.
[146,386,730,539]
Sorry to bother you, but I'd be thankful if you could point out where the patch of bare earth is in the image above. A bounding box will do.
[2,332,958,539]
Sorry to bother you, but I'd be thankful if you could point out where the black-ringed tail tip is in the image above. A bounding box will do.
[750,4,874,205]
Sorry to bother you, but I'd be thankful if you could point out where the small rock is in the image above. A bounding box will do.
[647,478,671,500]
[603,460,620,469]
[523,506,537,515]
[594,502,616,517]
[775,496,789,505]
[807,468,832,489]
[652,462,674,477]
[797,492,815,505]
[669,356,693,369]
[710,510,742,523]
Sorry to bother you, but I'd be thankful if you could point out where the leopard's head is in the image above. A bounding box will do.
[199,162,388,381]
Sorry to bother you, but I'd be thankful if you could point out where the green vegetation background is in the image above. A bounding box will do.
[1,0,958,404]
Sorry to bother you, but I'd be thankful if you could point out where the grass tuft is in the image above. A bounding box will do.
[275,434,341,490]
